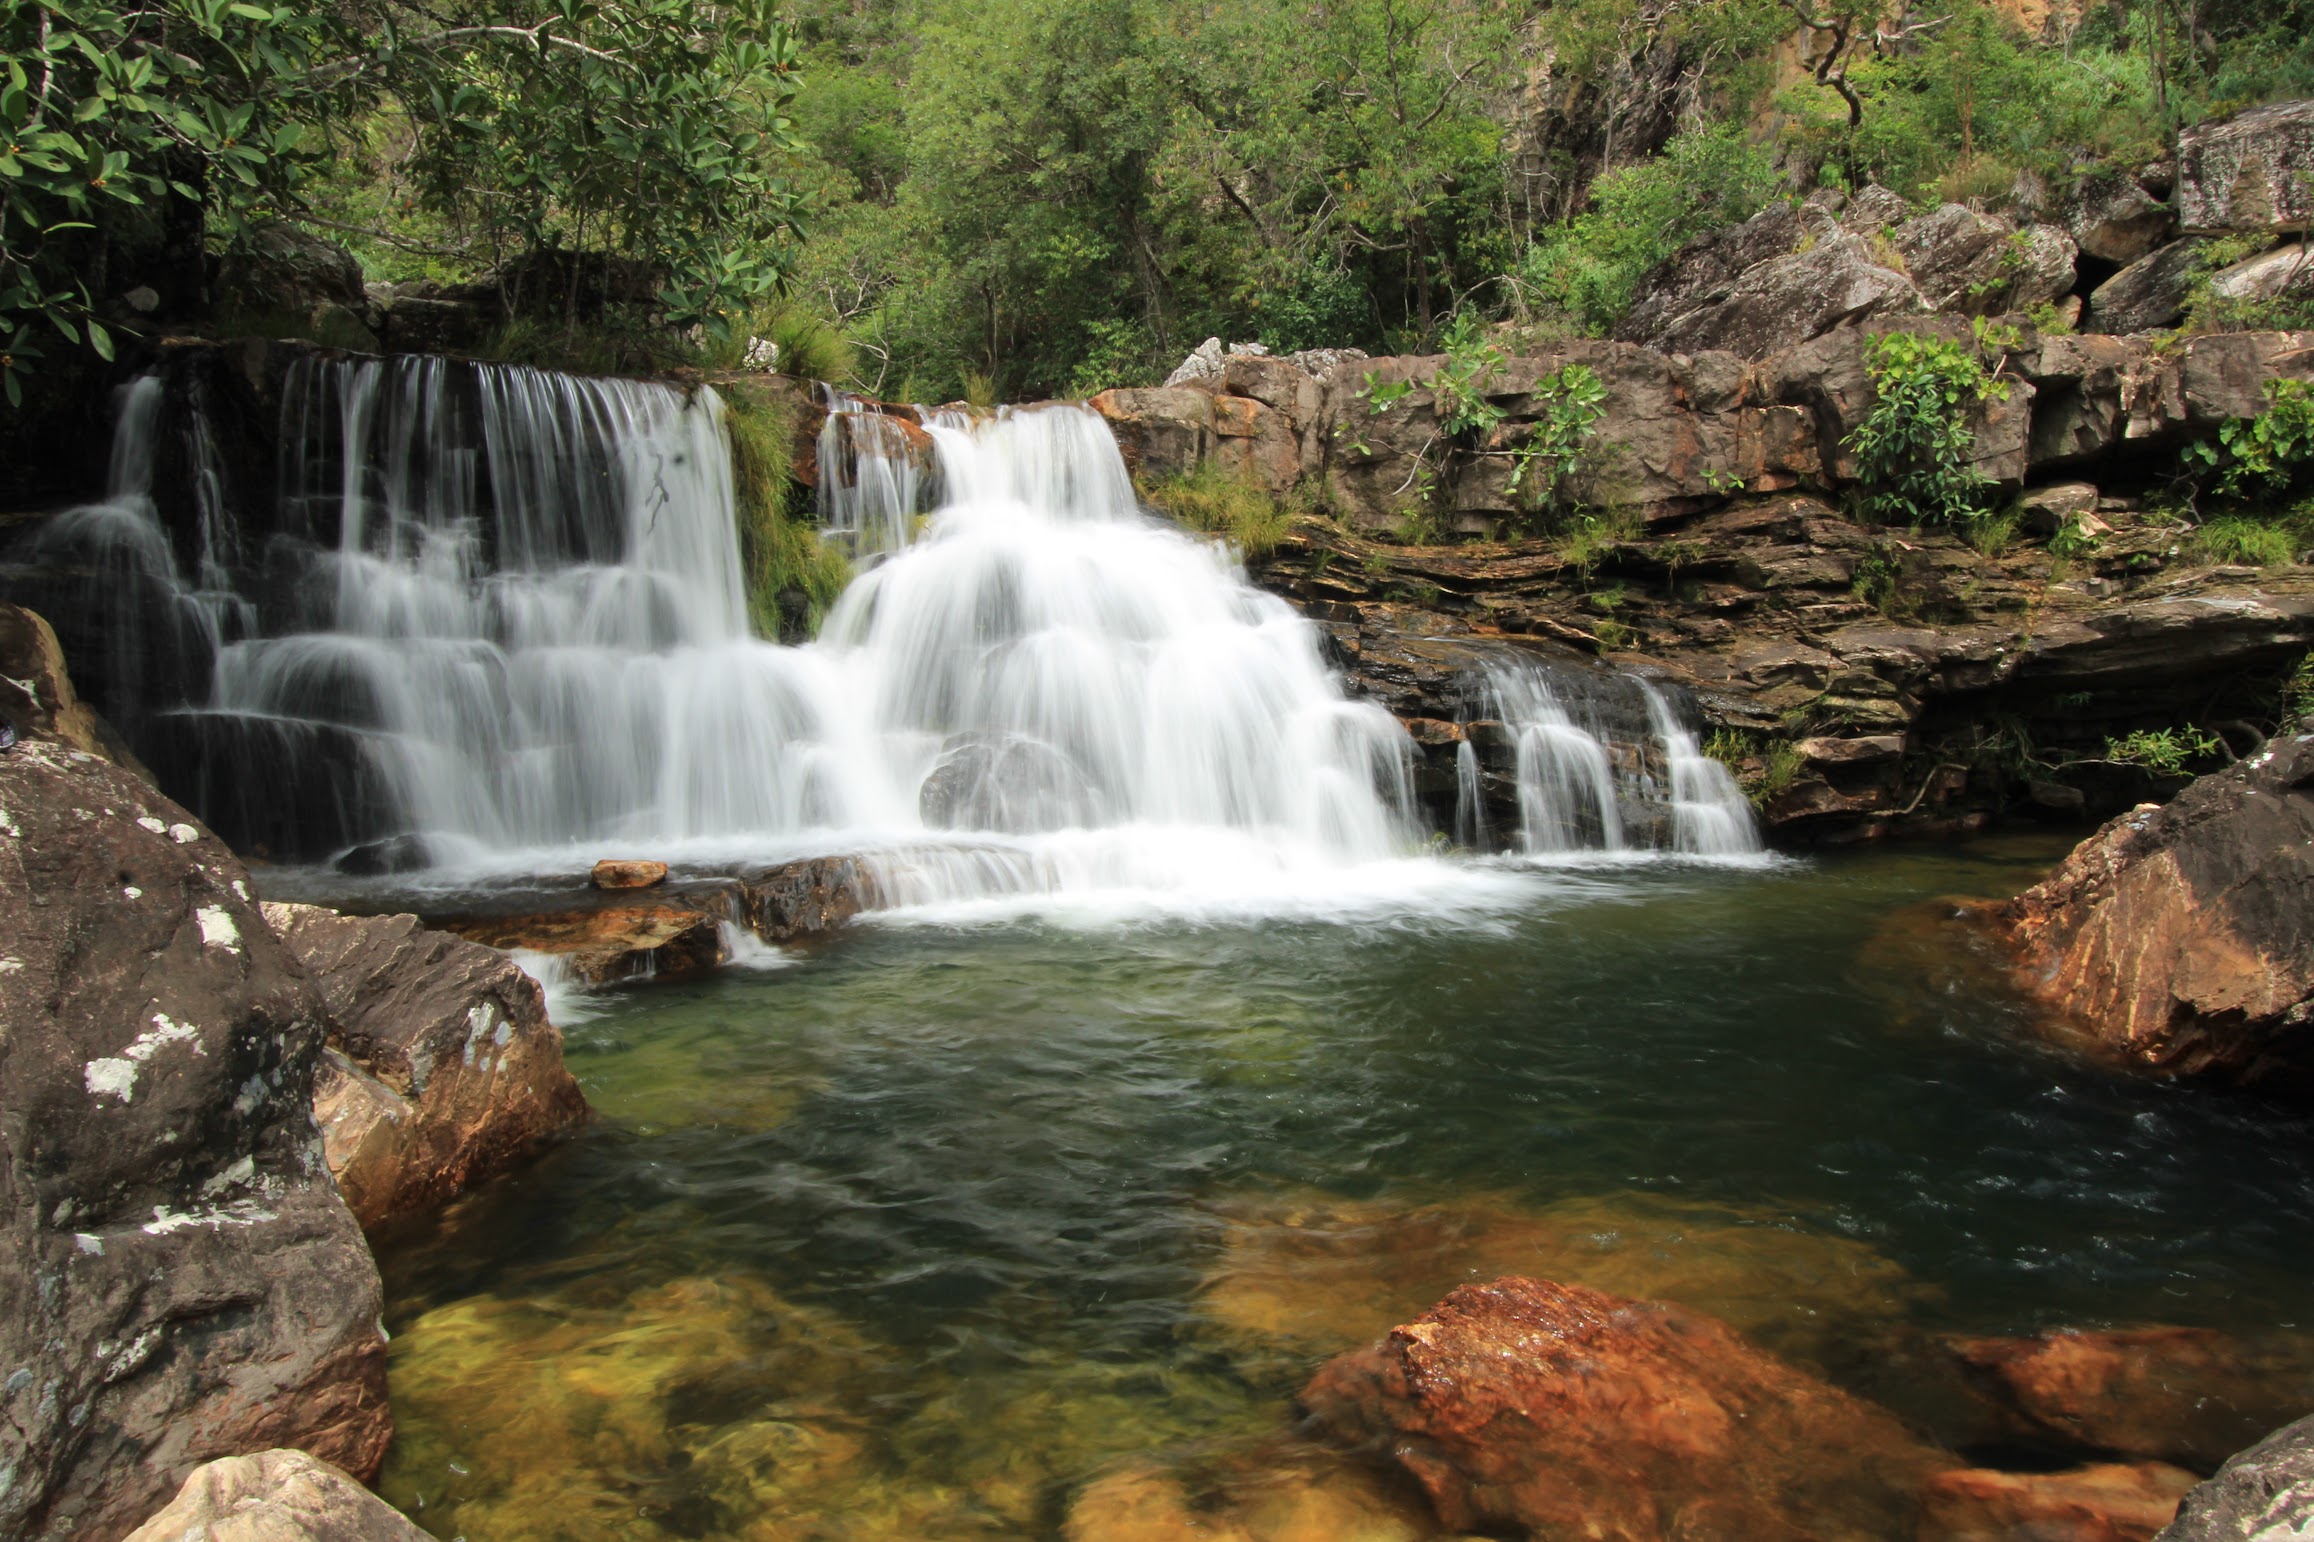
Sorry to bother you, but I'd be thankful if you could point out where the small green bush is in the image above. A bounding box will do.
[1509,363,1608,515]
[1140,461,1295,558]
[2184,377,2314,498]
[722,384,853,639]
[2103,726,2221,777]
[2193,516,2300,567]
[1847,331,2010,527]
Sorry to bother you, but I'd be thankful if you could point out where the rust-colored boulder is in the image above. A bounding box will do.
[0,600,139,767]
[263,904,588,1229]
[2001,733,2314,1088]
[123,1448,430,1542]
[0,741,389,1541]
[1951,1328,2314,1472]
[1921,1462,2198,1542]
[590,857,668,890]
[440,892,732,983]
[1297,1275,1945,1540]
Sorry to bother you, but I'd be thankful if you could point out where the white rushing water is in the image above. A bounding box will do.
[37,358,1760,918]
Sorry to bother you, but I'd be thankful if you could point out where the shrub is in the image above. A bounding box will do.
[2184,378,2314,498]
[2193,516,2300,567]
[722,384,852,639]
[1846,331,2010,527]
[1509,363,1608,515]
[2103,726,2221,777]
[1140,461,1295,558]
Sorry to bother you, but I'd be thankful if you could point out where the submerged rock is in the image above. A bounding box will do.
[262,904,588,1229]
[123,1448,429,1542]
[1064,1439,1442,1542]
[0,740,389,1541]
[2156,1414,2314,1540]
[2001,733,2314,1089]
[1951,1328,2314,1473]
[1297,1275,1945,1539]
[1922,1461,2197,1542]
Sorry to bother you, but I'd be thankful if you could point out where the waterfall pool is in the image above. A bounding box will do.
[365,834,2314,1539]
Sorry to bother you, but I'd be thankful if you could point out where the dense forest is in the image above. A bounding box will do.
[6,0,2314,406]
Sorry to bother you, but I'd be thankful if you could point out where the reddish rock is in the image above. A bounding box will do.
[590,857,668,890]
[0,600,141,767]
[264,904,588,1229]
[2001,734,2314,1087]
[0,740,390,1541]
[1921,1461,2197,1542]
[742,855,878,942]
[440,893,732,983]
[1952,1328,2314,1472]
[1297,1275,1945,1540]
[123,1448,430,1541]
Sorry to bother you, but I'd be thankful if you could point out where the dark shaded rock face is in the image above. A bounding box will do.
[2088,240,2213,335]
[123,1448,430,1542]
[2157,1415,2314,1541]
[2002,732,2314,1088]
[263,904,589,1230]
[743,855,878,942]
[0,601,139,767]
[0,740,389,1541]
[1298,1275,1944,1539]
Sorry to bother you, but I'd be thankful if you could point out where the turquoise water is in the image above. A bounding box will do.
[371,837,2314,1539]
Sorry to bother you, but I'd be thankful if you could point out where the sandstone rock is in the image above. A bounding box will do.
[1641,234,1926,362]
[1844,184,1913,235]
[2178,102,2314,235]
[210,223,379,352]
[2002,732,2314,1086]
[2028,334,2145,468]
[0,600,137,765]
[590,858,668,890]
[1062,1440,1442,1542]
[1893,204,2079,316]
[2021,482,2104,535]
[1298,1275,1945,1539]
[2087,240,2211,335]
[440,890,735,983]
[2156,1414,2314,1540]
[2068,173,2180,265]
[1798,733,1906,764]
[261,904,588,1229]
[1617,201,1832,349]
[1922,1461,2198,1542]
[1090,388,1213,481]
[122,1448,430,1542]
[0,740,390,1541]
[1951,1328,2314,1472]
[741,854,877,941]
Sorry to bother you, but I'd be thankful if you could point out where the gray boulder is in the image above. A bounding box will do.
[209,223,379,352]
[2156,1414,2314,1540]
[1892,204,2079,316]
[2087,239,2211,334]
[122,1449,428,1542]
[2179,101,2314,235]
[0,740,390,1541]
[1640,233,1926,361]
[2067,171,2178,264]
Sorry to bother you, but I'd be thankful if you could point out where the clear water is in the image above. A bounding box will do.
[371,836,2314,1540]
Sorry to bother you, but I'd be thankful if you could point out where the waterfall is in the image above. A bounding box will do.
[1459,655,1760,860]
[815,392,928,558]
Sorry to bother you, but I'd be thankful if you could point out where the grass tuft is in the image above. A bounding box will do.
[1140,461,1295,558]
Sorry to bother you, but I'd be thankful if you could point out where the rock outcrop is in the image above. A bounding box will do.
[0,740,390,1541]
[2001,732,2314,1087]
[2178,102,2314,236]
[262,904,589,1230]
[0,600,138,766]
[1297,1275,1944,1539]
[2156,1415,2314,1541]
[122,1448,429,1542]
[2087,240,2213,335]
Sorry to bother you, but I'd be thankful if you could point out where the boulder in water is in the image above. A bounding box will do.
[1297,1275,1945,1539]
[439,890,735,984]
[2156,1414,2314,1540]
[2000,733,2314,1089]
[591,858,669,890]
[920,734,1098,834]
[123,1448,430,1542]
[0,741,390,1541]
[263,904,588,1228]
[1921,1461,2197,1542]
[741,855,877,942]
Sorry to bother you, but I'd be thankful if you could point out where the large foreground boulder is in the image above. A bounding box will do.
[0,740,390,1541]
[2001,732,2314,1088]
[1297,1274,1944,1538]
[2157,1415,2314,1540]
[263,904,588,1230]
[123,1449,429,1542]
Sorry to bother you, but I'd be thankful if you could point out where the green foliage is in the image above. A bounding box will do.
[1139,460,1294,558]
[1846,330,2010,527]
[1551,505,1638,577]
[1427,311,1506,437]
[759,306,856,384]
[1,0,339,400]
[2192,516,2301,567]
[1514,127,1781,336]
[1704,728,1802,807]
[2284,653,2314,724]
[1508,363,1607,514]
[2102,726,2222,777]
[2184,378,2314,499]
[1851,542,1905,615]
[722,383,851,639]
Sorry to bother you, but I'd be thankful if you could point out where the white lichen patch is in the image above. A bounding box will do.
[142,1198,277,1235]
[135,816,166,835]
[84,1012,208,1101]
[0,807,19,838]
[0,958,21,974]
[232,880,248,900]
[167,822,199,843]
[195,906,240,951]
[121,886,142,900]
[73,1234,102,1256]
[200,1154,257,1197]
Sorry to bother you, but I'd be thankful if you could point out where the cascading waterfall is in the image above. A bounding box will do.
[815,391,929,558]
[1458,656,1760,860]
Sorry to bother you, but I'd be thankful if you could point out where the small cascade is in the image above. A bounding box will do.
[815,392,929,557]
[1640,682,1762,857]
[1458,654,1760,860]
